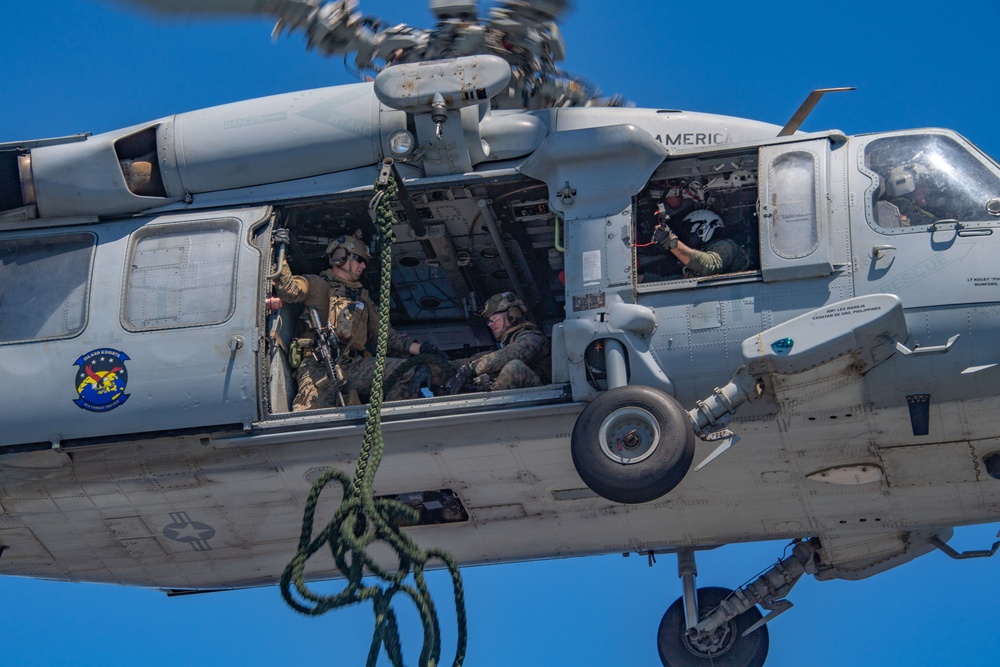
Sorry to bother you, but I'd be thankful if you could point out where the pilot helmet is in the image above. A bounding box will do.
[682,209,724,245]
[885,163,932,198]
[325,233,371,266]
[480,291,526,324]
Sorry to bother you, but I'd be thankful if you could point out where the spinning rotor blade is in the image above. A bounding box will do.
[105,0,616,108]
[109,0,279,15]
[487,0,570,61]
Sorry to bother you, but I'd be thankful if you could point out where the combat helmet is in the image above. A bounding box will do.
[480,291,526,323]
[325,232,371,265]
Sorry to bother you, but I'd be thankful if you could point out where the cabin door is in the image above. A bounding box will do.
[0,207,266,447]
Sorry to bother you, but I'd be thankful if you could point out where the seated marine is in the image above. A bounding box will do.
[447,292,550,393]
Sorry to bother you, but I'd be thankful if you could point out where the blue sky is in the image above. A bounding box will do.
[3,1,1000,665]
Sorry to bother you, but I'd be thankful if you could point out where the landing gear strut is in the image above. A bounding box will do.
[657,541,820,666]
[658,586,768,667]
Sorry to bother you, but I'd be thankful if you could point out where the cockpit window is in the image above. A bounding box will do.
[0,233,94,344]
[865,134,1000,228]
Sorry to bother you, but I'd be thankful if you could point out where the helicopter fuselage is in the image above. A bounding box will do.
[1,71,999,595]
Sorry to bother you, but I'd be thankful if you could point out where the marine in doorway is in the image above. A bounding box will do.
[652,209,750,277]
[446,292,551,393]
[271,229,440,410]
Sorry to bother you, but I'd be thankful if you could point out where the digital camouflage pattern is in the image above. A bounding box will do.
[470,322,550,391]
[291,353,415,409]
[480,291,525,319]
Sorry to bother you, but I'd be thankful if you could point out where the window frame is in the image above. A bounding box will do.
[767,150,821,260]
[859,131,1000,235]
[0,230,96,345]
[121,217,242,332]
[758,138,833,282]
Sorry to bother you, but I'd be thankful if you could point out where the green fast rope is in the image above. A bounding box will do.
[279,172,468,667]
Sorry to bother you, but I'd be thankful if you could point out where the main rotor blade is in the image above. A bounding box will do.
[105,0,279,16]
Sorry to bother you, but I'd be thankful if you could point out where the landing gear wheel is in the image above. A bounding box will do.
[657,586,769,667]
[571,385,694,504]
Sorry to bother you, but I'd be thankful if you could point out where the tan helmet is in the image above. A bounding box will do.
[325,233,371,266]
[481,291,526,324]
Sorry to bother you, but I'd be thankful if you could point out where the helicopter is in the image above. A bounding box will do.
[1,1,1000,667]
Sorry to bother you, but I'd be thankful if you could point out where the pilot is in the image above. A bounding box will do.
[882,163,949,226]
[447,291,550,393]
[652,209,750,277]
[270,229,439,410]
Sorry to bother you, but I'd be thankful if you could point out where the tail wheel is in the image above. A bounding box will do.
[657,587,769,667]
[570,385,694,504]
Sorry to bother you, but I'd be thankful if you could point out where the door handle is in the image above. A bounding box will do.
[871,244,896,260]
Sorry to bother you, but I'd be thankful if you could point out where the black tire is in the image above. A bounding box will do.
[570,385,694,504]
[657,586,769,667]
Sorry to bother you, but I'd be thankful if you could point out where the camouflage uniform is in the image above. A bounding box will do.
[468,322,551,391]
[273,262,416,410]
[685,238,750,277]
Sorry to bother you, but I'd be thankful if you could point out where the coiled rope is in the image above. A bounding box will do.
[280,166,468,667]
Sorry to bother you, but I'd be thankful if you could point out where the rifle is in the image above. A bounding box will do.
[308,306,347,407]
[445,364,475,395]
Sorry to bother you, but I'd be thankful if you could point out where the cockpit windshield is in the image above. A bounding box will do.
[865,133,1000,227]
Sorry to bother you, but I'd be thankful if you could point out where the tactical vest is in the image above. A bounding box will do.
[298,274,371,354]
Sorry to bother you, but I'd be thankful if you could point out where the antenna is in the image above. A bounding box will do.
[777,87,856,136]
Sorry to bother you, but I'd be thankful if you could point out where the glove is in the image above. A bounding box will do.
[651,223,677,248]
[472,374,493,392]
[445,364,475,395]
[406,364,433,397]
[419,341,441,356]
[273,228,290,245]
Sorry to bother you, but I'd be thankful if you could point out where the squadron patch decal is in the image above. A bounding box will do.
[73,348,130,412]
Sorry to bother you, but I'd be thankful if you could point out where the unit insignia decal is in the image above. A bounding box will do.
[73,348,130,412]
